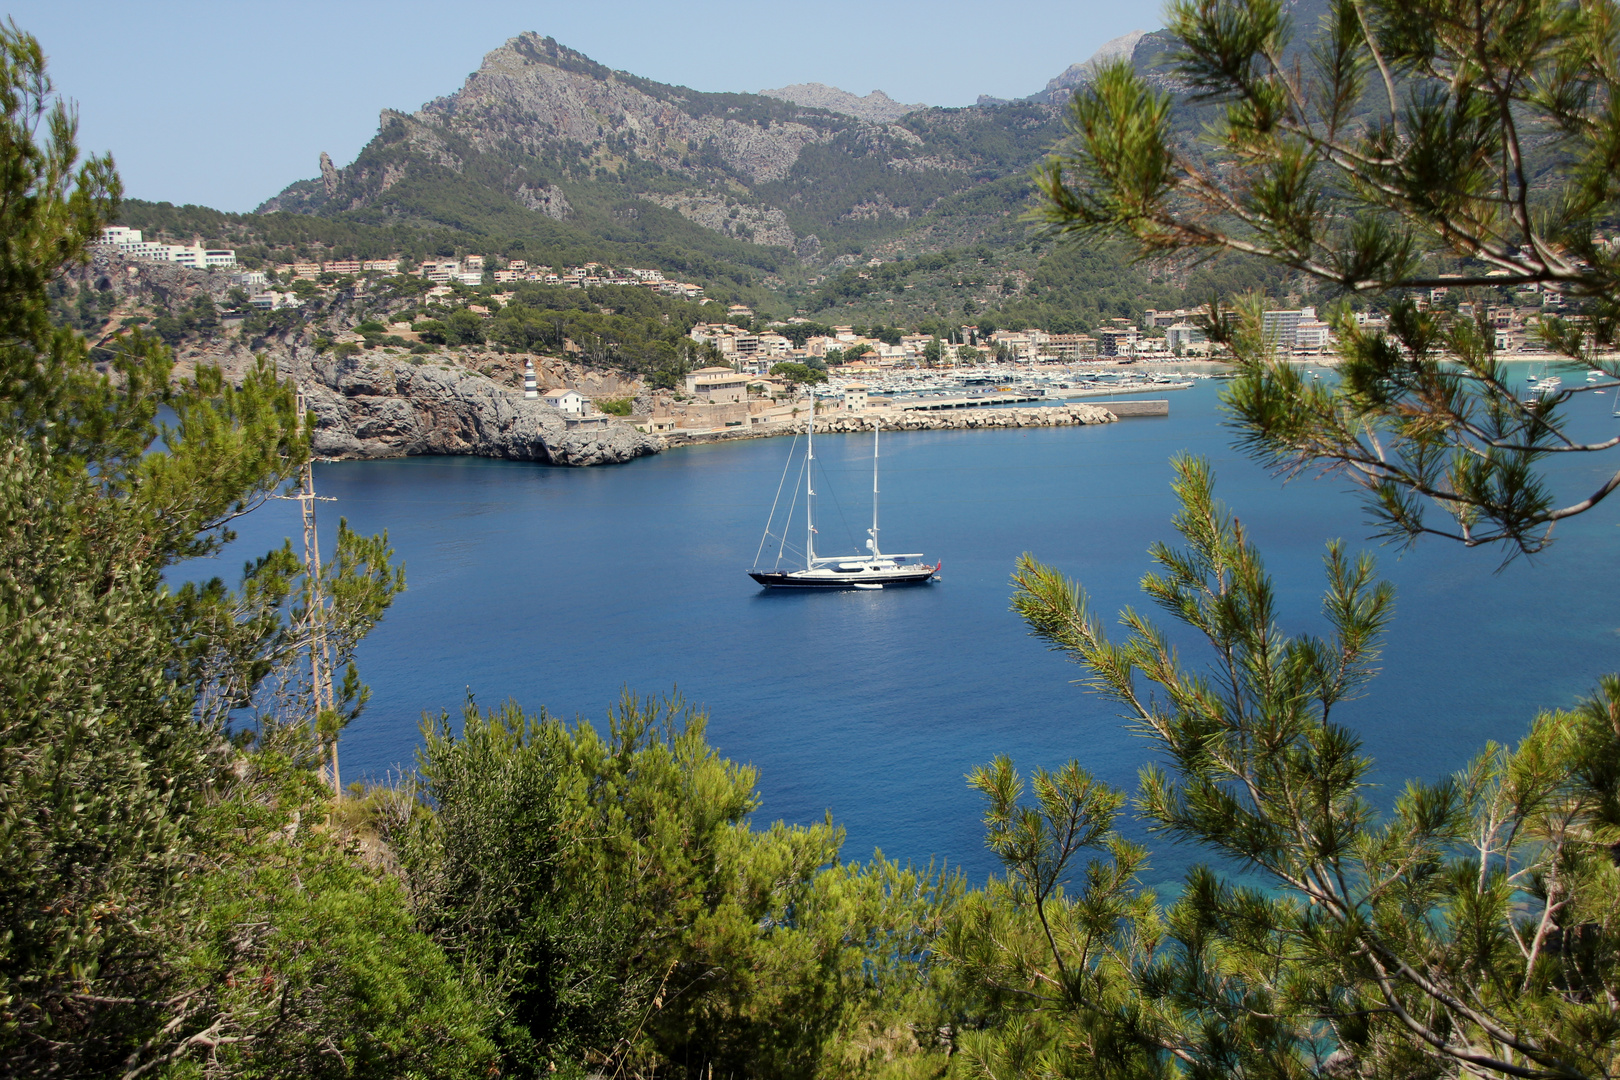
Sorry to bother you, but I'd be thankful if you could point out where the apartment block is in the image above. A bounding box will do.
[97,227,236,269]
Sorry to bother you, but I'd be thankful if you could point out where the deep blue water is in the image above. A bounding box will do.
[184,373,1620,888]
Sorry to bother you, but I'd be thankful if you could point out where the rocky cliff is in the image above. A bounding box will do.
[63,251,659,468]
[305,353,660,466]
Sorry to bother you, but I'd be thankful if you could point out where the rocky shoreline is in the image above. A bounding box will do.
[305,353,660,467]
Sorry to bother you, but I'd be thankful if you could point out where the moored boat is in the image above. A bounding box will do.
[748,414,940,590]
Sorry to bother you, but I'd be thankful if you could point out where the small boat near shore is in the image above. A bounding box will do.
[748,415,940,590]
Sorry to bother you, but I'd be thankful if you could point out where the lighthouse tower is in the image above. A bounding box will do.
[523,359,538,399]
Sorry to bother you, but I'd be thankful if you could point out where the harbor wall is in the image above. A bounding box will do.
[660,401,1166,448]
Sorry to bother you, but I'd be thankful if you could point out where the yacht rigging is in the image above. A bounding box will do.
[749,413,940,589]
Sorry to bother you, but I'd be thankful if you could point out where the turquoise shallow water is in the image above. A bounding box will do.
[185,375,1620,887]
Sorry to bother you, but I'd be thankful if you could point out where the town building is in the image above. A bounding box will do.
[1143,308,1194,328]
[1165,323,1207,353]
[1042,333,1096,361]
[1294,319,1332,351]
[684,366,737,395]
[1262,307,1314,351]
[841,383,869,411]
[1097,328,1139,357]
[757,333,792,358]
[423,260,461,284]
[690,371,750,404]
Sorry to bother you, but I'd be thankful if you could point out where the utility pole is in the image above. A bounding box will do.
[278,377,339,795]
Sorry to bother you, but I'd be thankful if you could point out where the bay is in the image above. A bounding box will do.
[185,375,1620,888]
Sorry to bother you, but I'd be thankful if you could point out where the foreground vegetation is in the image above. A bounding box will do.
[5,3,1620,1078]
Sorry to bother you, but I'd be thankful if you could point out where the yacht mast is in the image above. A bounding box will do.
[805,400,815,569]
[868,416,880,557]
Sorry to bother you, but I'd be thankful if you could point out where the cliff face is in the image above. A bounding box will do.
[304,353,660,466]
[418,35,829,186]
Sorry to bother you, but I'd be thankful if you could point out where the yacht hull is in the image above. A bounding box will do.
[749,563,939,589]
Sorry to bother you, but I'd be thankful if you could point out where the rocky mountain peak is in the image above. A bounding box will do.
[1030,30,1149,102]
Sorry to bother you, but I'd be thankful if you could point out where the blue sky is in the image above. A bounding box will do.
[10,1,1164,213]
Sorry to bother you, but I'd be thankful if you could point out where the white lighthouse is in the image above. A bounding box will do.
[523,359,538,399]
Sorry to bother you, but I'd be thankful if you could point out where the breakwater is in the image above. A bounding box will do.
[661,401,1156,448]
[815,403,1119,432]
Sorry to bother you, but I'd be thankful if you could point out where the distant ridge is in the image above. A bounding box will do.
[758,83,926,122]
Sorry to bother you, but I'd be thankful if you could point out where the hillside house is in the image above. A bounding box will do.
[541,389,586,415]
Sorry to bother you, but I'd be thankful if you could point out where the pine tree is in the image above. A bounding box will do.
[1037,0,1620,554]
[955,457,1620,1079]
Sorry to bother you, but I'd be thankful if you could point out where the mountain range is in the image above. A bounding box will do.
[253,30,1122,257]
[120,19,1309,326]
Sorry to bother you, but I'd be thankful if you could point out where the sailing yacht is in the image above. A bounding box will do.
[748,413,940,589]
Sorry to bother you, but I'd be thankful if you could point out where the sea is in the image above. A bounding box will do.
[182,369,1620,889]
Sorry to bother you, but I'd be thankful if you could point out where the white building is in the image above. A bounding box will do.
[1165,323,1207,353]
[841,383,869,412]
[97,227,235,268]
[98,226,143,247]
[423,260,460,284]
[169,244,237,270]
[249,291,302,311]
[541,389,586,415]
[1294,319,1332,351]
[1262,307,1315,350]
[231,271,268,290]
